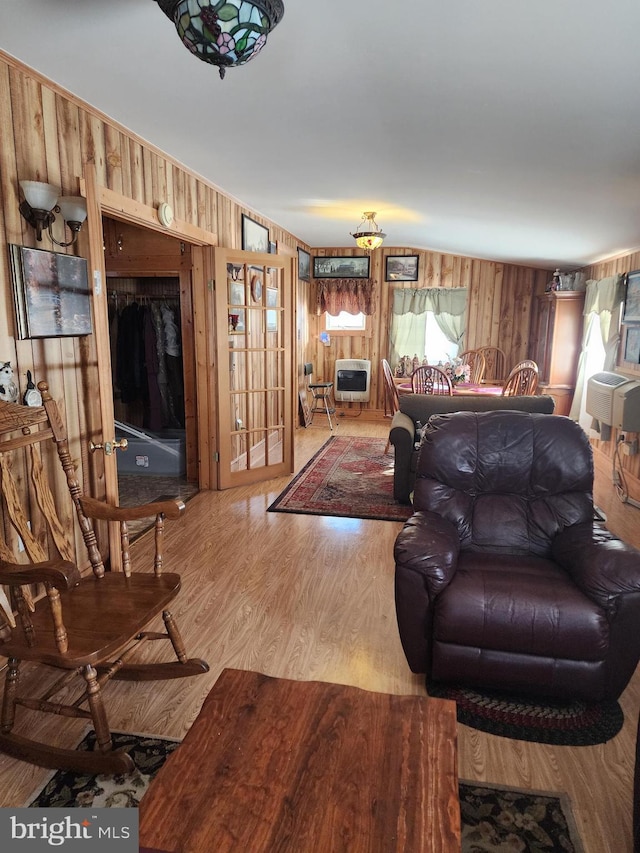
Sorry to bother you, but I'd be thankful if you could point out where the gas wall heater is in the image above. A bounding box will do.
[334,359,371,403]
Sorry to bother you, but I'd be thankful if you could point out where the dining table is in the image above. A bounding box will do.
[396,380,504,396]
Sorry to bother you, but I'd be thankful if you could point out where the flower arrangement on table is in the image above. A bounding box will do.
[443,357,471,385]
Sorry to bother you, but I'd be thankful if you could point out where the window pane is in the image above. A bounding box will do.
[424,313,458,363]
[325,311,365,331]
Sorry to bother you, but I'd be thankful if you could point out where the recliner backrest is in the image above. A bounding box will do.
[412,410,594,557]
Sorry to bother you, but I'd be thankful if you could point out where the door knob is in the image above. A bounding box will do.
[89,438,128,456]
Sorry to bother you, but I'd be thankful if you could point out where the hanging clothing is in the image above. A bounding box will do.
[116,302,145,405]
[161,304,184,427]
[113,296,184,428]
[144,308,163,432]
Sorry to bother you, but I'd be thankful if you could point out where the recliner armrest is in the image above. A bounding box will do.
[394,510,460,597]
[389,411,415,446]
[552,522,640,610]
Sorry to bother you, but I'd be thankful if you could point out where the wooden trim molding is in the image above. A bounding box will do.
[79,181,218,246]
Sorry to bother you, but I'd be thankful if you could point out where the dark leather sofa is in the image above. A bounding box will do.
[394,410,640,701]
[389,393,556,503]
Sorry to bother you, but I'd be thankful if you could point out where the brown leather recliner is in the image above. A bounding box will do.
[394,410,640,701]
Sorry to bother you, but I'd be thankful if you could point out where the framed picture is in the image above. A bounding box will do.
[266,310,278,332]
[229,281,245,305]
[297,248,310,281]
[385,255,419,281]
[623,325,640,364]
[241,214,270,253]
[313,256,370,279]
[9,244,92,339]
[623,269,640,323]
[299,390,312,427]
[266,287,278,307]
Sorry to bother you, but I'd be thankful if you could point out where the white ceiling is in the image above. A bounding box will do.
[2,0,640,270]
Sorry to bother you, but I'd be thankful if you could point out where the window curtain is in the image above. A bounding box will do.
[389,287,468,369]
[316,279,375,316]
[569,274,625,431]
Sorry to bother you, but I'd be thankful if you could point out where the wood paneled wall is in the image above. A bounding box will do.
[0,51,559,520]
[0,52,309,561]
[307,247,550,412]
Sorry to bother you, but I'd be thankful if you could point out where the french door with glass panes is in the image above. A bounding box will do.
[214,249,293,488]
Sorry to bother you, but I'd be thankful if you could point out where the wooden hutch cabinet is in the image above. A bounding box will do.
[531,291,585,416]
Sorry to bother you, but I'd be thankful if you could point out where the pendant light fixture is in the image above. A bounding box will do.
[350,211,386,252]
[156,0,285,79]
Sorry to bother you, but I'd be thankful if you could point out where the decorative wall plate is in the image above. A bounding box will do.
[250,271,263,303]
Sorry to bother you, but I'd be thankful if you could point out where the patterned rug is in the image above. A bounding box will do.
[268,436,412,522]
[26,732,583,852]
[459,781,584,852]
[27,731,180,808]
[428,681,624,746]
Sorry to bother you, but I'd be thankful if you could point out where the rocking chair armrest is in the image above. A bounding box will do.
[79,495,186,522]
[0,559,81,588]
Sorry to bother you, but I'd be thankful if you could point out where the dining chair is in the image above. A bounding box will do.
[381,359,400,417]
[477,346,507,384]
[509,359,539,373]
[502,364,539,396]
[381,358,400,452]
[411,365,453,395]
[458,350,486,384]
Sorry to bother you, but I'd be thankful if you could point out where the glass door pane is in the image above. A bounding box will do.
[216,250,292,487]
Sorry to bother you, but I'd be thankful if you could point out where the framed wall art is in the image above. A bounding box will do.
[623,324,640,364]
[266,310,278,332]
[297,248,310,281]
[9,244,92,339]
[385,255,419,281]
[241,214,270,253]
[623,269,640,323]
[313,256,370,279]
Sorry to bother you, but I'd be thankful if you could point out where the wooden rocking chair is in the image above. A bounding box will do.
[0,383,208,774]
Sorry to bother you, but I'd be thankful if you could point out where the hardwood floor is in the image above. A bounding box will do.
[0,416,638,852]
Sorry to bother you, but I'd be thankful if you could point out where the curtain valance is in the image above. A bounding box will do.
[316,279,375,316]
[583,275,625,315]
[392,287,467,316]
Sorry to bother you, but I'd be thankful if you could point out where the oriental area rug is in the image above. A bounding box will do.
[268,436,413,522]
[428,681,624,746]
[27,732,584,853]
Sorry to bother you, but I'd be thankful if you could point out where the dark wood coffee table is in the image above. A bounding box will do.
[139,668,460,852]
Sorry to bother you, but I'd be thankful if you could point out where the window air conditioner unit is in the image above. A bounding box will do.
[585,372,632,426]
[612,380,640,431]
[334,359,371,403]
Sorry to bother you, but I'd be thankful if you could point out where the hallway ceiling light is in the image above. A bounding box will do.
[19,181,87,247]
[155,0,285,80]
[351,211,386,252]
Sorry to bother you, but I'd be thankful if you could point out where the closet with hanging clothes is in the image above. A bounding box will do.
[108,277,187,480]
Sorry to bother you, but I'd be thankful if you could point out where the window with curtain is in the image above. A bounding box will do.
[388,287,468,371]
[569,274,625,432]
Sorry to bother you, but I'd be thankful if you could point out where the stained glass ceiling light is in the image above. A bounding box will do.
[351,212,387,252]
[156,0,285,79]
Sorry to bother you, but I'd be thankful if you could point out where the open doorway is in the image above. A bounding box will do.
[103,217,199,533]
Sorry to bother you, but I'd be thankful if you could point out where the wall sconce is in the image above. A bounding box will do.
[19,180,88,247]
